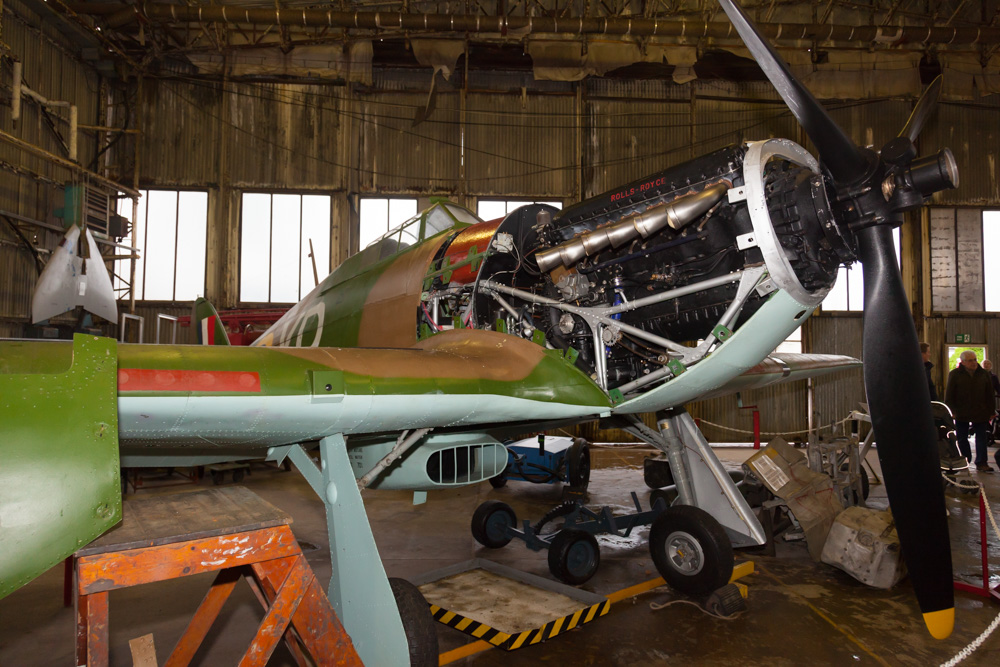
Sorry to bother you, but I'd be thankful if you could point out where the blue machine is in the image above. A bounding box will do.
[489,435,590,489]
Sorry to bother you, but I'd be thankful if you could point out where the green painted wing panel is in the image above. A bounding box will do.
[0,335,122,598]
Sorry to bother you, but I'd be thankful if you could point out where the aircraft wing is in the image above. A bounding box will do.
[692,352,860,402]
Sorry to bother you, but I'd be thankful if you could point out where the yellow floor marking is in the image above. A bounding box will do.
[604,560,754,604]
[755,562,889,667]
[438,640,492,665]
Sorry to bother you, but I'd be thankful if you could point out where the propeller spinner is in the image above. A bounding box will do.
[718,0,958,639]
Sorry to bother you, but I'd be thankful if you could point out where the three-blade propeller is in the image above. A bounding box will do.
[718,0,956,639]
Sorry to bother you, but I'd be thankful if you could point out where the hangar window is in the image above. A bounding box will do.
[821,228,900,311]
[359,197,418,250]
[115,189,207,301]
[983,211,1000,311]
[477,199,563,220]
[239,193,331,303]
[929,208,985,312]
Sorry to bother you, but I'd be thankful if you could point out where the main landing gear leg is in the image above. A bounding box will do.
[269,435,410,667]
[619,409,766,548]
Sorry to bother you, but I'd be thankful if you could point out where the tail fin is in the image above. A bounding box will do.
[193,297,230,345]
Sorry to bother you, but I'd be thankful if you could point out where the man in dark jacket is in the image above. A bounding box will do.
[920,342,938,401]
[945,350,996,472]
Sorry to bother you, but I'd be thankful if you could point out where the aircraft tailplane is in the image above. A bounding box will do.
[192,297,230,345]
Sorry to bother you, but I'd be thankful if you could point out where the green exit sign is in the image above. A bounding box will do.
[955,333,972,343]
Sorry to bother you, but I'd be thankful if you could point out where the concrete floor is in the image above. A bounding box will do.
[2,444,1000,666]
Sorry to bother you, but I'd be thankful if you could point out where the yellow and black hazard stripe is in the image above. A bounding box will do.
[429,605,511,647]
[428,598,611,651]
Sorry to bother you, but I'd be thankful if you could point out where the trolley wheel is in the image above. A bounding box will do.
[488,473,508,489]
[649,505,733,596]
[547,529,600,585]
[471,500,517,548]
[389,578,438,667]
[232,469,245,483]
[649,487,678,510]
[566,438,591,487]
[839,463,870,503]
[211,470,225,486]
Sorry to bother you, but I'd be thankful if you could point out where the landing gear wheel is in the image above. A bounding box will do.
[488,472,508,489]
[388,578,438,667]
[649,488,678,510]
[547,529,600,585]
[232,469,245,483]
[211,470,224,486]
[471,500,516,548]
[643,455,674,489]
[649,505,733,596]
[566,438,591,487]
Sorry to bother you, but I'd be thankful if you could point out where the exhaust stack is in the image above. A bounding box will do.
[535,182,729,273]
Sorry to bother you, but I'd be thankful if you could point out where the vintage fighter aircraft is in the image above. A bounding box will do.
[1,0,957,663]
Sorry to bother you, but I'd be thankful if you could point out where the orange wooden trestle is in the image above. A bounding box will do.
[73,523,362,667]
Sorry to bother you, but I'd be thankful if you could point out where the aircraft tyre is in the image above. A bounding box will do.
[649,487,678,510]
[471,500,516,548]
[643,455,674,489]
[548,529,600,585]
[566,438,591,487]
[488,471,508,488]
[389,577,439,667]
[649,505,734,596]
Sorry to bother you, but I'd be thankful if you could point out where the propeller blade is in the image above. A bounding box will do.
[717,0,869,183]
[856,224,954,640]
[899,75,943,143]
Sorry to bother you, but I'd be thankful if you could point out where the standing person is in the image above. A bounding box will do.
[982,359,1000,396]
[920,342,938,401]
[945,350,996,472]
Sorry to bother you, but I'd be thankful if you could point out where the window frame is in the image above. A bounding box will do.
[238,190,333,305]
[357,196,419,252]
[982,209,1000,312]
[476,198,563,220]
[116,187,209,303]
[820,227,901,313]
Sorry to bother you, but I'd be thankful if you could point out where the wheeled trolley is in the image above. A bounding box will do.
[471,493,734,597]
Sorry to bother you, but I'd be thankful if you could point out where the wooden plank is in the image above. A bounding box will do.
[253,558,362,666]
[163,568,242,667]
[249,559,312,667]
[288,575,362,666]
[76,591,109,667]
[129,634,158,667]
[78,526,301,594]
[239,558,312,667]
[80,487,292,555]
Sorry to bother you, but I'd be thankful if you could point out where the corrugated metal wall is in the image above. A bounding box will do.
[356,91,460,193]
[140,80,346,190]
[0,0,103,334]
[465,91,574,197]
[928,96,1000,205]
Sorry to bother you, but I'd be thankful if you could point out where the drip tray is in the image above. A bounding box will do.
[410,558,610,651]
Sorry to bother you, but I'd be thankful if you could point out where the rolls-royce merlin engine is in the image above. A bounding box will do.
[418,140,855,396]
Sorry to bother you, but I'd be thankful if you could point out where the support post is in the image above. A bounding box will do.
[281,437,410,666]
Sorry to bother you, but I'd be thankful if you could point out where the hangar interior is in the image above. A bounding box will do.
[2,0,1000,664]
